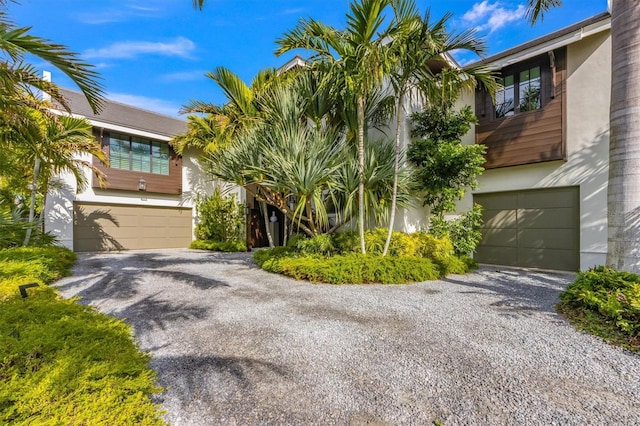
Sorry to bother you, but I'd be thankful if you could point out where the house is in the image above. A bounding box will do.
[44,88,220,251]
[456,12,612,271]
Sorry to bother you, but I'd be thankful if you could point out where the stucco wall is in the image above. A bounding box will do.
[470,30,611,270]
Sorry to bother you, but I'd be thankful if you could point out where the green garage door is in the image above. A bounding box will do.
[74,202,193,252]
[474,187,579,271]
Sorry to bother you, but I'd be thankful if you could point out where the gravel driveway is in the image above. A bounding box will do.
[54,249,640,425]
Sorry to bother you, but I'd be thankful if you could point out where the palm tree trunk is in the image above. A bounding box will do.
[606,0,640,273]
[260,201,275,248]
[357,95,366,254]
[23,157,41,246]
[383,93,404,256]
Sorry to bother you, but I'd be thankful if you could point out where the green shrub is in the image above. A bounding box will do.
[0,246,76,300]
[194,188,245,243]
[289,233,335,256]
[332,230,359,254]
[0,246,166,424]
[428,204,484,256]
[559,267,640,345]
[0,208,57,249]
[256,251,440,284]
[190,239,247,252]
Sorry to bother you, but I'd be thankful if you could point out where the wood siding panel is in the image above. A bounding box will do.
[476,49,566,169]
[91,129,182,195]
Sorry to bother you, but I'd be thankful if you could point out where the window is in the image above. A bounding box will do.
[495,65,541,118]
[109,133,170,175]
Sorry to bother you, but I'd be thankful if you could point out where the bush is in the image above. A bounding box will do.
[428,204,484,256]
[190,239,247,252]
[258,252,440,284]
[288,233,335,256]
[0,246,166,424]
[194,188,245,243]
[558,267,640,352]
[0,207,57,249]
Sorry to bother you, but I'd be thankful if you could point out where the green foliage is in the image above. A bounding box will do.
[194,188,245,243]
[558,267,640,350]
[288,233,336,256]
[0,247,165,423]
[255,229,471,283]
[258,252,440,284]
[408,105,485,214]
[428,204,484,256]
[190,239,247,252]
[0,246,76,300]
[0,208,57,249]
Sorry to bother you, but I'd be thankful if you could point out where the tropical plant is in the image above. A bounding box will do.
[381,2,495,255]
[194,188,245,243]
[1,103,105,245]
[276,0,399,253]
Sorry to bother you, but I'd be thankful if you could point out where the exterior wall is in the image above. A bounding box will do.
[469,30,611,270]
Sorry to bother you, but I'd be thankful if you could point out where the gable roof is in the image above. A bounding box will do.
[59,88,187,137]
[466,11,611,70]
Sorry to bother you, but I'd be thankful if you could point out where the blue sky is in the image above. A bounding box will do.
[10,0,606,117]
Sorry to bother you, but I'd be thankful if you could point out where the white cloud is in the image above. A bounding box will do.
[75,2,163,24]
[158,70,207,82]
[84,37,196,60]
[107,92,182,117]
[462,1,526,33]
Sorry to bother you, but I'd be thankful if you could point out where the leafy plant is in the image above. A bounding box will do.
[190,239,247,252]
[428,204,484,256]
[558,266,640,352]
[408,105,485,215]
[194,188,245,243]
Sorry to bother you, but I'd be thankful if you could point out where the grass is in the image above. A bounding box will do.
[0,246,166,425]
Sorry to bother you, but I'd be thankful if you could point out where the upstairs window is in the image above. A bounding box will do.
[109,133,169,175]
[495,65,541,118]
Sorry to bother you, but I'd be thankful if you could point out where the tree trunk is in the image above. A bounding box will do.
[383,93,404,256]
[260,201,275,248]
[606,0,640,273]
[23,157,41,246]
[357,96,366,254]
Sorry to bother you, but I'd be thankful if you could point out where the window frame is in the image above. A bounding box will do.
[107,132,170,176]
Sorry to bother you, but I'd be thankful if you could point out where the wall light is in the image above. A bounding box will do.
[138,178,146,192]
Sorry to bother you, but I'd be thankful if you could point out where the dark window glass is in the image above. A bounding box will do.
[109,133,169,175]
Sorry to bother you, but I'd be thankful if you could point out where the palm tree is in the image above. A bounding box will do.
[528,1,640,273]
[381,2,495,255]
[0,1,103,113]
[179,66,284,247]
[276,0,398,254]
[2,103,105,245]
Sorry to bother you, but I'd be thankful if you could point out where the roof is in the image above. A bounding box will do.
[465,11,611,70]
[58,88,187,137]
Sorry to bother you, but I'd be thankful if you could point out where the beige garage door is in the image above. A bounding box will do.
[73,202,192,252]
[474,187,579,271]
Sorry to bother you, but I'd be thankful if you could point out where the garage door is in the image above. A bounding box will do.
[73,202,192,252]
[474,187,579,271]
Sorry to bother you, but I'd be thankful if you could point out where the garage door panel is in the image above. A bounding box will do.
[519,229,577,250]
[480,228,518,247]
[518,248,578,271]
[518,208,576,229]
[475,246,519,266]
[483,210,517,228]
[74,203,192,251]
[474,187,579,271]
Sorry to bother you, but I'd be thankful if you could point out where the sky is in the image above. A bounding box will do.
[9,0,607,118]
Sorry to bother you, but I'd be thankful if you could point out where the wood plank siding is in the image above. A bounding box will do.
[92,129,182,195]
[475,48,567,169]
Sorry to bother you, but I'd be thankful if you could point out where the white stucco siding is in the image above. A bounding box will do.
[472,30,612,270]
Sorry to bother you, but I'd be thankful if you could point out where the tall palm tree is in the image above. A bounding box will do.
[276,0,398,254]
[528,1,640,273]
[3,103,105,245]
[381,2,495,255]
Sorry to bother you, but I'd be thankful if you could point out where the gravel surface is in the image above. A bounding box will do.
[55,249,640,425]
